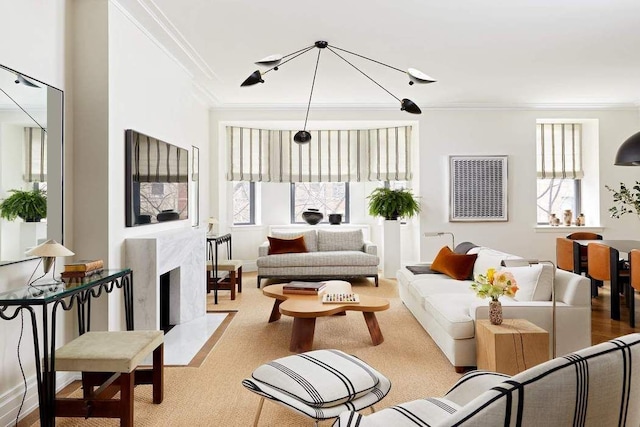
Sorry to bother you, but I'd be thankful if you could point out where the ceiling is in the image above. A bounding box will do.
[120,0,640,109]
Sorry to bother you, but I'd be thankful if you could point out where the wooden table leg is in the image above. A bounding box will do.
[268,299,283,323]
[290,317,316,352]
[363,312,384,346]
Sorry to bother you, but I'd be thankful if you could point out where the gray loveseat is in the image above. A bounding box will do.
[256,229,379,287]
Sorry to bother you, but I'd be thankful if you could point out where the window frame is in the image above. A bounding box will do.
[535,178,582,225]
[232,181,256,225]
[290,182,350,224]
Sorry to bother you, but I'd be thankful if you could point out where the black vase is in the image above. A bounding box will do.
[157,209,179,222]
[302,208,323,225]
[328,214,342,225]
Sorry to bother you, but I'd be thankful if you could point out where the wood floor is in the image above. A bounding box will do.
[590,283,639,344]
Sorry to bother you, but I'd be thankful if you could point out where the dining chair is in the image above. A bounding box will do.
[628,249,640,328]
[566,233,603,296]
[556,237,598,296]
[587,243,629,320]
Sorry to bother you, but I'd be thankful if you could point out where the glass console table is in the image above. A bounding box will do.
[0,269,133,427]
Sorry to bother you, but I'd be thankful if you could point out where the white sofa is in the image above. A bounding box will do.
[334,333,640,426]
[256,229,379,288]
[397,243,592,372]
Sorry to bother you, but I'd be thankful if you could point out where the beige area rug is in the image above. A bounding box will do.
[30,274,462,427]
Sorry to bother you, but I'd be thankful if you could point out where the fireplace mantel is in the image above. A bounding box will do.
[125,228,206,330]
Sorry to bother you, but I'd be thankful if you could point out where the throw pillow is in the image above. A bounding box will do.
[503,263,554,301]
[430,246,478,280]
[317,229,364,252]
[271,230,318,252]
[267,236,308,255]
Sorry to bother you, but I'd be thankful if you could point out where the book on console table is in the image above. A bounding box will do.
[64,259,104,272]
[61,268,104,278]
[282,281,326,294]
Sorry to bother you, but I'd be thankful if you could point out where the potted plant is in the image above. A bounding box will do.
[0,189,47,222]
[605,182,640,220]
[367,187,421,220]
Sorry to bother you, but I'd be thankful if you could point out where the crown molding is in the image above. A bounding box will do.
[210,101,640,112]
[111,0,220,105]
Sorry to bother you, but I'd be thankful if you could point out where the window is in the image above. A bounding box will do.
[233,181,255,225]
[291,182,349,224]
[536,123,583,224]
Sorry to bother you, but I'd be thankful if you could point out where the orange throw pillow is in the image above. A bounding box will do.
[267,236,308,255]
[430,246,478,280]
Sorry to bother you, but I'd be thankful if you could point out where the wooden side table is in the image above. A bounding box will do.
[476,319,549,375]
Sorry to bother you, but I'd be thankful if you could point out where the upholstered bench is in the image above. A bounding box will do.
[243,349,390,426]
[54,330,164,426]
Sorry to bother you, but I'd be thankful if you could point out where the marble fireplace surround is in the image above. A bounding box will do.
[125,227,206,331]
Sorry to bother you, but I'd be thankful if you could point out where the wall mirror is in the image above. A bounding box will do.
[0,64,63,266]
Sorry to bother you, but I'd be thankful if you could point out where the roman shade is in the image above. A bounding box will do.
[133,132,188,182]
[24,127,46,182]
[226,125,413,183]
[536,123,583,179]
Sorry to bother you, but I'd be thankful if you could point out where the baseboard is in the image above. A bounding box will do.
[0,371,78,427]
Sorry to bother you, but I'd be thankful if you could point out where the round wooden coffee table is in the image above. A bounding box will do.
[263,281,390,352]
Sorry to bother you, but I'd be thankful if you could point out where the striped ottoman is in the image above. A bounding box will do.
[242,349,391,426]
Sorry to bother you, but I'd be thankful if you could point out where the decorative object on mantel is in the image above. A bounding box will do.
[302,208,323,225]
[605,182,640,220]
[328,213,342,225]
[470,268,519,325]
[240,40,436,144]
[157,209,179,222]
[367,187,421,220]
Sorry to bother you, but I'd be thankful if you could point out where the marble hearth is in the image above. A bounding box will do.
[125,228,206,331]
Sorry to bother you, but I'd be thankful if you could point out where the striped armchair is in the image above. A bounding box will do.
[334,333,640,426]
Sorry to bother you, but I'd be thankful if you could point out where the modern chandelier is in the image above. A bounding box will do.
[240,40,436,144]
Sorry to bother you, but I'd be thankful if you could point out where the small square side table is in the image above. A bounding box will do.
[476,318,549,375]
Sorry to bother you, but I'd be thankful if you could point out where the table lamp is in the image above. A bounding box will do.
[25,239,74,284]
[424,231,455,249]
[207,217,219,235]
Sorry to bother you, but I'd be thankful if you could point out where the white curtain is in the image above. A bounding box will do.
[226,125,413,183]
[536,123,583,179]
[23,127,47,182]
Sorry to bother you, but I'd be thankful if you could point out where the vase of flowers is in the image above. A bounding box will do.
[470,268,519,325]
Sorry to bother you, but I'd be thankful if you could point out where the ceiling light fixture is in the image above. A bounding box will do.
[241,40,436,144]
[614,131,640,165]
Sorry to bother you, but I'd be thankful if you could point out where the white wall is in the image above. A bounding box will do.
[0,1,210,423]
[0,1,70,424]
[210,107,640,268]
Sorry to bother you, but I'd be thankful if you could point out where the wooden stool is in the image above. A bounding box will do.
[55,330,164,427]
[207,259,242,303]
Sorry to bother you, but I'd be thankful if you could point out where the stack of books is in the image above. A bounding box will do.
[61,259,104,282]
[282,281,326,295]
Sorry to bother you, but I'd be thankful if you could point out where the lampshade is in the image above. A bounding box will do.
[241,40,436,143]
[26,239,74,257]
[14,73,40,88]
[255,54,283,67]
[208,217,219,225]
[241,70,264,87]
[614,131,640,165]
[407,68,436,85]
[26,239,74,275]
[293,131,312,144]
[400,99,422,114]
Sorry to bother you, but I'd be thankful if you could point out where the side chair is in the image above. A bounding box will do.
[628,249,640,327]
[587,242,629,320]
